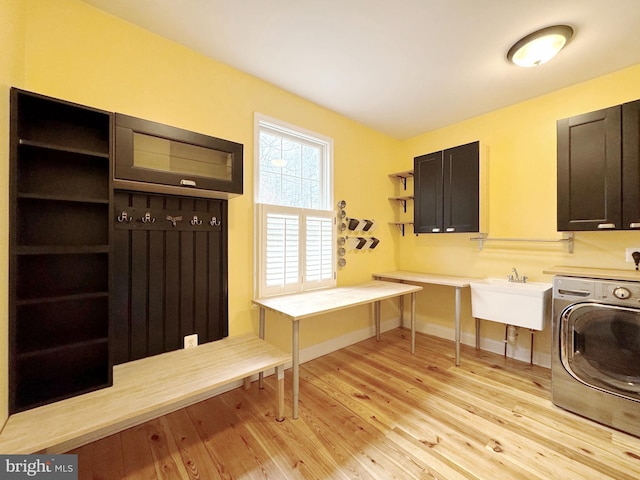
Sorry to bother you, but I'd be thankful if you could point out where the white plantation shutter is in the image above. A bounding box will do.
[258,204,334,297]
[305,215,334,286]
[264,209,300,294]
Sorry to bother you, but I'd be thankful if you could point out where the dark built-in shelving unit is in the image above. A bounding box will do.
[9,88,112,413]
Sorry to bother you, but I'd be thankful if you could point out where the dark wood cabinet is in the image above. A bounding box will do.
[114,114,243,199]
[414,141,480,234]
[622,100,640,229]
[9,88,112,413]
[557,100,640,231]
[557,106,622,230]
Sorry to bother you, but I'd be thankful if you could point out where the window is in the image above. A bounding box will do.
[255,114,334,297]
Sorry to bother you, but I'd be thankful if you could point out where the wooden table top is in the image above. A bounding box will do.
[253,280,422,320]
[372,270,482,288]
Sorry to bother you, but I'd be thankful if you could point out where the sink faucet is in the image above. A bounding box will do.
[508,267,527,283]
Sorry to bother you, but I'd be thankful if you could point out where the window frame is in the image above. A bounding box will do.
[254,113,335,298]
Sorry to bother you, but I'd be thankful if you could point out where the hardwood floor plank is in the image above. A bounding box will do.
[305,334,640,480]
[69,329,640,480]
[119,423,159,480]
[72,433,126,480]
[302,353,537,480]
[162,408,224,480]
[137,418,193,479]
[220,382,354,479]
[186,396,272,479]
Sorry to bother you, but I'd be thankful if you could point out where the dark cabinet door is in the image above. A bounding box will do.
[557,106,622,231]
[414,141,479,234]
[443,142,479,233]
[623,100,640,230]
[414,151,443,233]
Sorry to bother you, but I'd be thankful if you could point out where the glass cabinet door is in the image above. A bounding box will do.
[115,113,243,196]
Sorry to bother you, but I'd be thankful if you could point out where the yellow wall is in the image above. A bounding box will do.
[396,64,640,359]
[0,0,26,426]
[4,0,640,419]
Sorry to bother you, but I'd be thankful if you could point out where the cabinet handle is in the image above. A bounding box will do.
[630,223,640,229]
[180,179,197,187]
[431,228,441,232]
[446,227,455,232]
[597,223,616,229]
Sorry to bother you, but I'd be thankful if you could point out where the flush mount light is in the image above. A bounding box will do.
[270,158,287,167]
[507,25,574,67]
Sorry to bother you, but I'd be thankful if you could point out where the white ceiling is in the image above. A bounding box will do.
[82,0,640,139]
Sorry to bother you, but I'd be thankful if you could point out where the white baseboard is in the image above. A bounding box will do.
[294,317,551,369]
[413,322,551,368]
[239,316,549,394]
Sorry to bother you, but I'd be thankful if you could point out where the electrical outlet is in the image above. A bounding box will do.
[184,333,198,349]
[625,248,640,263]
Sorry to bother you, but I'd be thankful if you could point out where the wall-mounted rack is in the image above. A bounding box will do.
[470,232,575,253]
[389,195,414,213]
[389,222,414,237]
[388,170,413,190]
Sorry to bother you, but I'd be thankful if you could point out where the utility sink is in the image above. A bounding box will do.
[469,278,552,330]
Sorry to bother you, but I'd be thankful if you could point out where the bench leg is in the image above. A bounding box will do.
[243,376,252,390]
[276,364,285,422]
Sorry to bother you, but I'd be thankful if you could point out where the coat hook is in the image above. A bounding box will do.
[142,212,156,223]
[190,215,203,226]
[166,215,183,227]
[117,211,133,223]
[209,216,221,226]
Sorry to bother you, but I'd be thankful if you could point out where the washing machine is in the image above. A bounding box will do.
[552,275,640,437]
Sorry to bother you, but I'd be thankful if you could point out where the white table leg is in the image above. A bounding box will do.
[399,294,405,328]
[375,300,381,341]
[292,319,300,419]
[259,307,265,388]
[455,287,461,366]
[411,292,416,354]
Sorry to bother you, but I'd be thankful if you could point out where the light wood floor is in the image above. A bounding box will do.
[70,329,640,479]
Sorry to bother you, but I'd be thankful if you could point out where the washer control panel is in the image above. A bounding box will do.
[554,276,640,305]
[596,280,640,304]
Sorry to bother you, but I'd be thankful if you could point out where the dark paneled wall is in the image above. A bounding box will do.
[112,191,228,365]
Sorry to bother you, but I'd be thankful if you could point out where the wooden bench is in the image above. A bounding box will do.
[0,334,290,454]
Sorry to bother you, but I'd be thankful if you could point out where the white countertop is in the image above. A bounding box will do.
[372,270,481,288]
[543,265,640,282]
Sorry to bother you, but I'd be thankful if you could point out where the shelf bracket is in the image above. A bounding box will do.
[390,223,406,236]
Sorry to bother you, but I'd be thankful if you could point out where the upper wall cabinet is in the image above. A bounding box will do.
[622,100,640,229]
[114,114,243,199]
[557,100,640,231]
[414,141,488,234]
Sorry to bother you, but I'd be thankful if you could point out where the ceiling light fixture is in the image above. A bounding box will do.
[271,158,287,167]
[507,25,574,67]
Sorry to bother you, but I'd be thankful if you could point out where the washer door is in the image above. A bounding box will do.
[560,303,640,401]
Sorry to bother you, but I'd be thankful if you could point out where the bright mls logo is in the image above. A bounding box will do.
[0,455,77,479]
